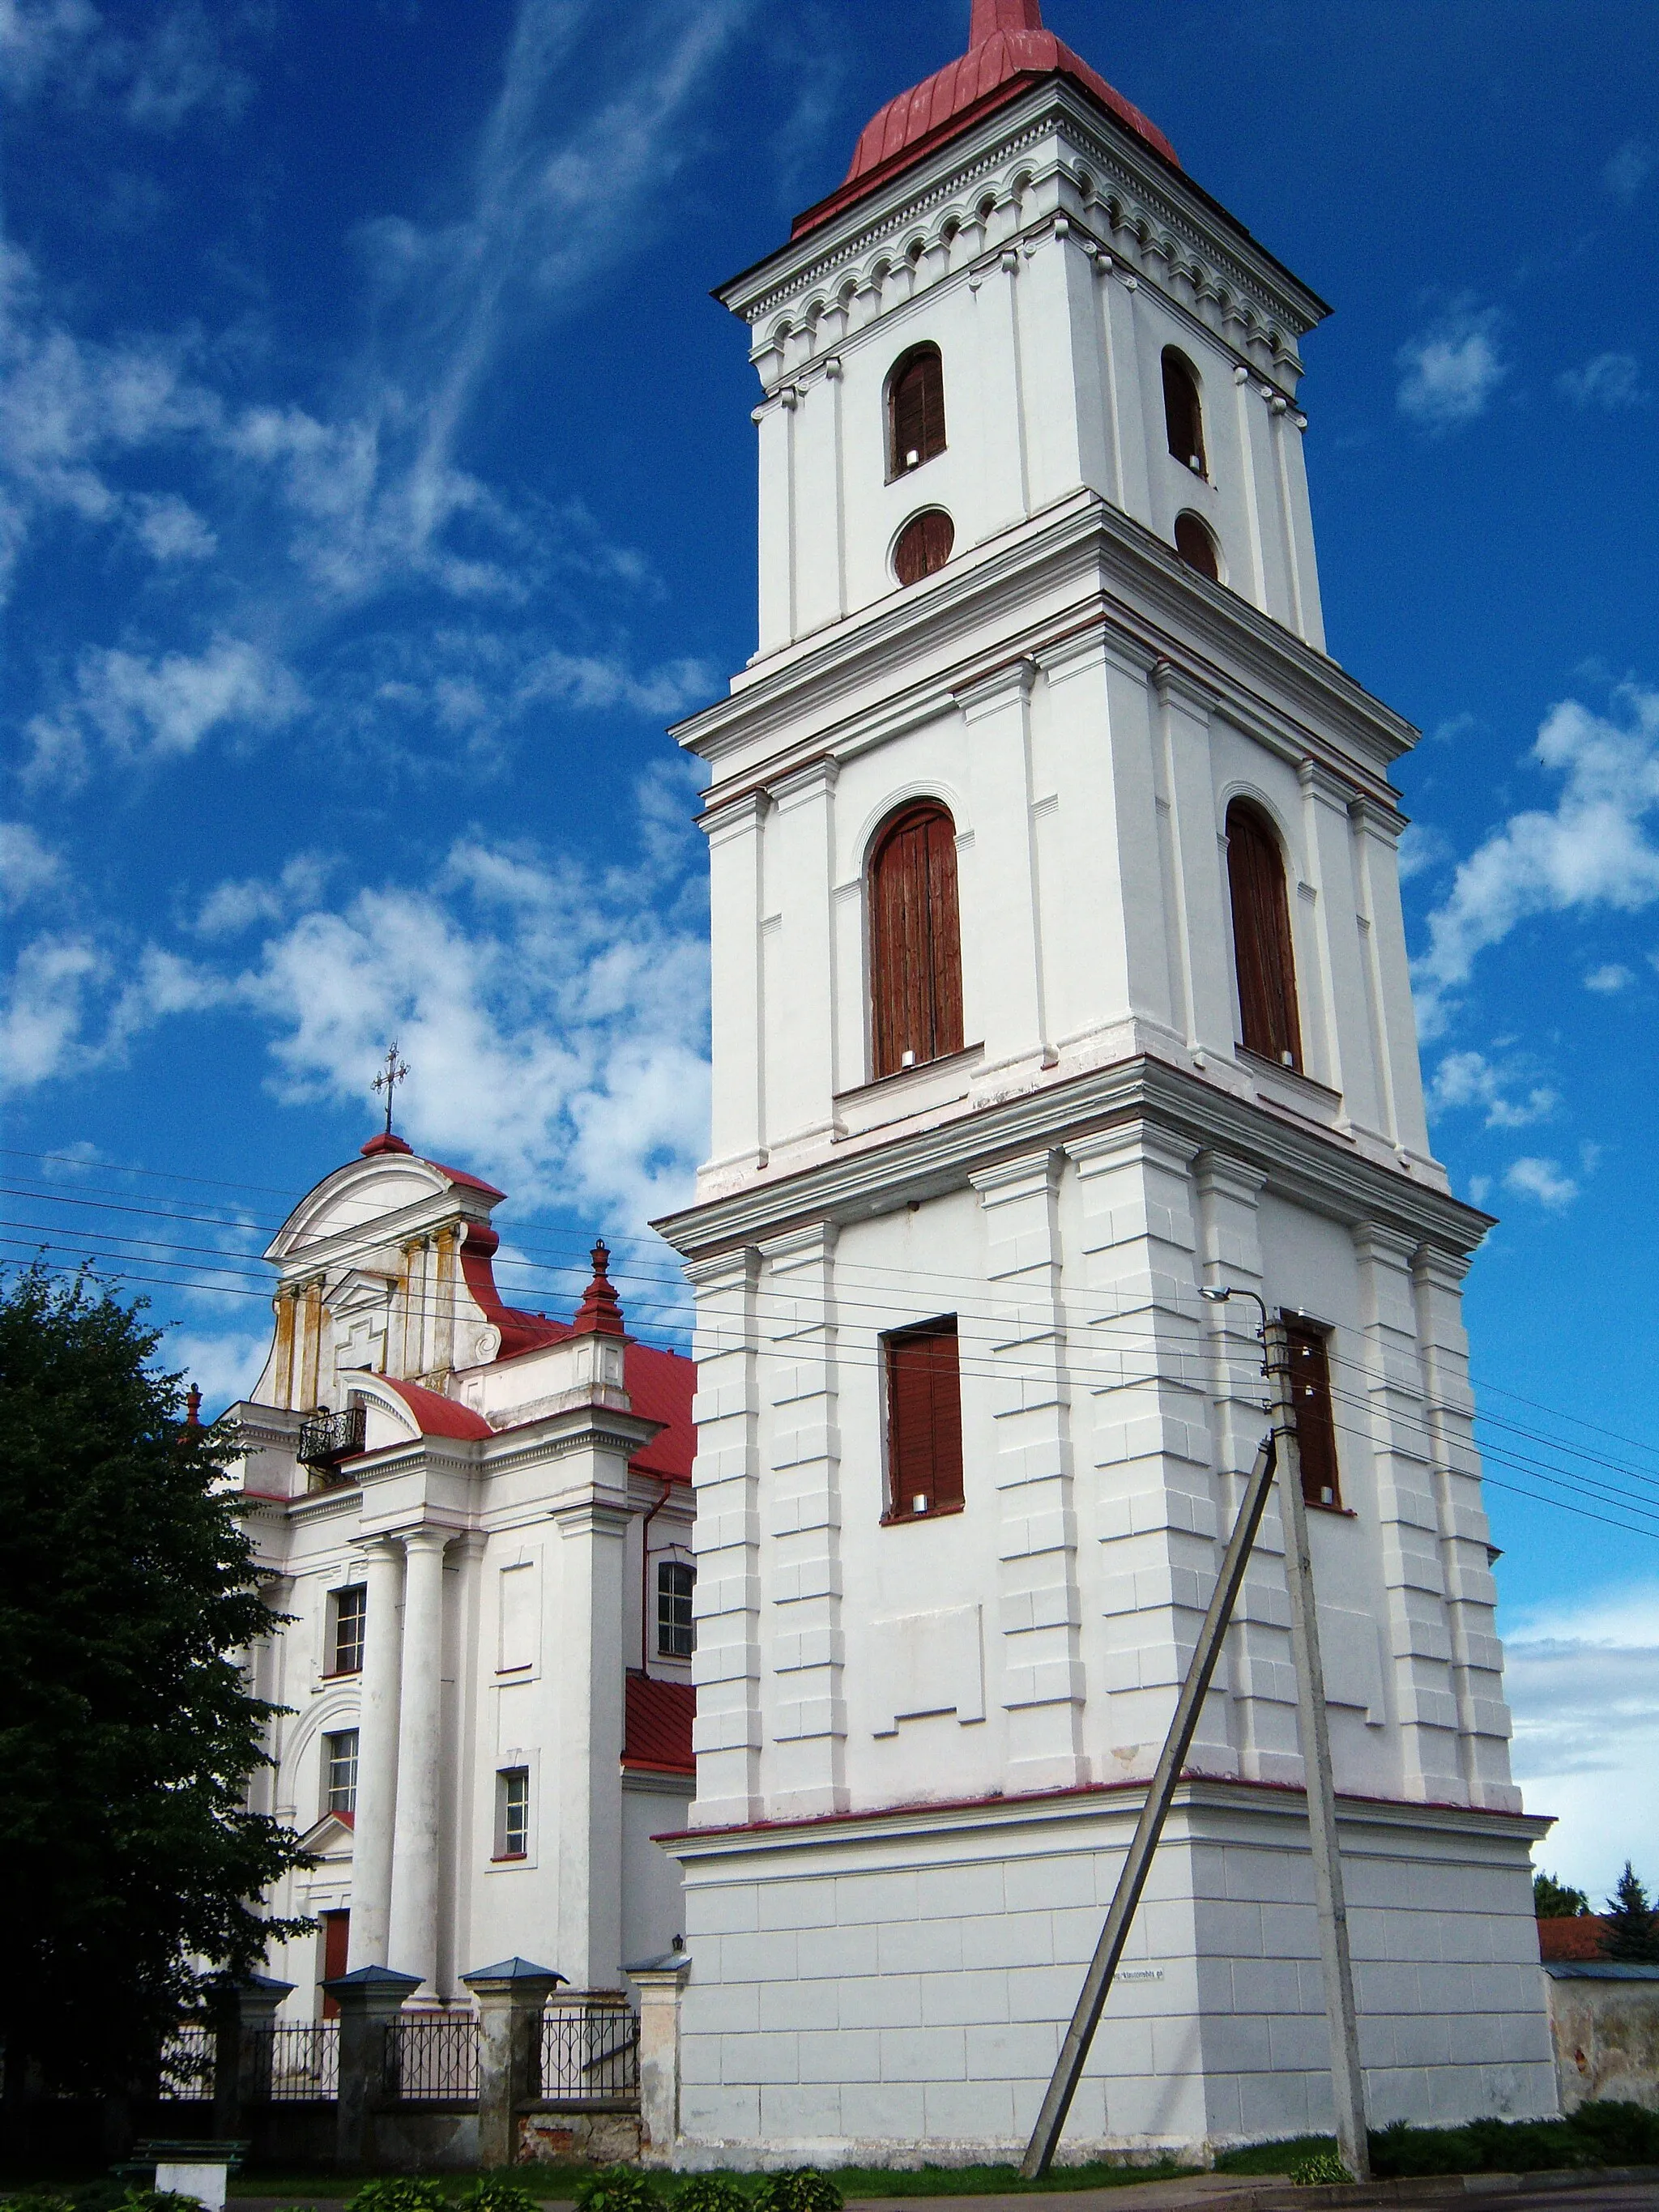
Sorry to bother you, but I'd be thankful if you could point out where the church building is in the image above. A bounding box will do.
[228,1130,697,2015]
[655,0,1555,2161]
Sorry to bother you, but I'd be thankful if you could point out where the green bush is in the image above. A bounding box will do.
[1563,2100,1659,2165]
[1288,2152,1350,2186]
[573,2168,659,2212]
[1,2193,76,2212]
[117,2193,206,2212]
[455,2184,539,2212]
[344,2184,451,2212]
[671,2180,749,2212]
[751,2173,842,2212]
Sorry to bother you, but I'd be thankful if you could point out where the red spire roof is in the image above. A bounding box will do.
[572,1238,625,1337]
[793,0,1177,241]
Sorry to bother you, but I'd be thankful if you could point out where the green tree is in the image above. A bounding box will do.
[1533,1869,1589,1918]
[1602,1863,1659,1963]
[0,1265,311,2092]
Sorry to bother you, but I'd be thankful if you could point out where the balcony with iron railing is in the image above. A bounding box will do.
[296,1403,366,1489]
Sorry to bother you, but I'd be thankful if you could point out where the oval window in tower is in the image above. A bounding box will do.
[1225,798,1303,1071]
[1162,347,1206,475]
[888,343,946,477]
[1174,510,1220,582]
[868,801,964,1080]
[893,509,954,587]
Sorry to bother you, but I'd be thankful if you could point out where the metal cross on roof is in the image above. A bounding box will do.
[372,1041,410,1138]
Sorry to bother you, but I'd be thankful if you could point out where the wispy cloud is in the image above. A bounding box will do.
[1506,1579,1659,1897]
[0,818,63,911]
[1503,1156,1579,1209]
[1584,962,1632,994]
[0,0,252,130]
[1427,1049,1557,1129]
[24,636,306,789]
[1414,682,1659,1028]
[1557,352,1648,411]
[1396,303,1507,432]
[1604,139,1655,202]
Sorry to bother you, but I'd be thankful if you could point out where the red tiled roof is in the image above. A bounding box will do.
[623,1671,695,1775]
[625,1339,695,1484]
[380,1375,493,1441]
[1538,1916,1608,1962]
[793,0,1176,241]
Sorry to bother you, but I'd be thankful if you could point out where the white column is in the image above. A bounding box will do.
[345,1537,404,1971]
[972,1149,1083,1792]
[386,1526,449,1997]
[552,1493,630,1991]
[1154,661,1230,1059]
[957,658,1047,1077]
[753,394,793,655]
[1299,757,1375,1119]
[765,759,838,1148]
[705,793,768,1175]
[761,1222,846,1818]
[687,1247,763,1826]
[970,246,1028,534]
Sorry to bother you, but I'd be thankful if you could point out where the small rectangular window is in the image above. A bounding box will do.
[496,1767,529,1860]
[883,1316,963,1521]
[657,1560,695,1658]
[329,1585,366,1676]
[1284,1318,1341,1509]
[323,1728,358,1817]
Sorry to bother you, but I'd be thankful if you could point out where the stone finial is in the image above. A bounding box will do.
[185,1383,202,1429]
[572,1238,625,1337]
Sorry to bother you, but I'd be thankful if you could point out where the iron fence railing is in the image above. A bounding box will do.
[297,1403,366,1471]
[539,1997,638,2105]
[386,2011,478,2103]
[157,2023,215,2101]
[258,2021,339,2101]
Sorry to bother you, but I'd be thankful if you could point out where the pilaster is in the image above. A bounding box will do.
[552,1484,632,1992]
[687,1247,764,1826]
[345,1536,405,1971]
[970,1148,1082,1790]
[1154,660,1230,1058]
[1350,1223,1465,1804]
[1068,1123,1226,1784]
[704,793,768,1175]
[968,247,1029,534]
[957,658,1048,1078]
[1298,756,1374,1123]
[386,1527,450,1997]
[765,760,840,1149]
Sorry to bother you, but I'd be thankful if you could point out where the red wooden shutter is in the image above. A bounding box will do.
[1162,347,1205,473]
[1226,801,1303,1069]
[885,1319,963,1517]
[869,803,963,1079]
[1174,512,1219,581]
[320,1907,351,2018]
[893,508,954,586]
[890,347,946,475]
[1284,1320,1341,1507]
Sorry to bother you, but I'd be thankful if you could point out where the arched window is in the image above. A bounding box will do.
[893,509,953,586]
[1174,511,1219,581]
[889,344,946,477]
[868,801,964,1080]
[1162,347,1205,475]
[1226,799,1302,1069]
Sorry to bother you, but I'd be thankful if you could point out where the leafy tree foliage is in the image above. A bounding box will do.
[1533,1869,1589,1917]
[0,1265,310,2091]
[1602,1863,1659,1963]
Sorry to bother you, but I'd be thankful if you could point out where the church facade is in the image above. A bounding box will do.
[229,1133,697,2015]
[655,0,1555,2163]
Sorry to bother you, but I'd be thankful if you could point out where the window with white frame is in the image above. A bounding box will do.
[496,1767,530,1859]
[657,1560,694,1658]
[327,1584,366,1676]
[323,1728,358,1816]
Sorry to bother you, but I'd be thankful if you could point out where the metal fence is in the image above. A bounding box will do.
[260,2021,339,2101]
[157,2023,215,2101]
[387,2010,479,2103]
[540,1997,638,2106]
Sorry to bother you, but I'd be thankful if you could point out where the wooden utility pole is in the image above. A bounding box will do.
[1265,1314,1371,2182]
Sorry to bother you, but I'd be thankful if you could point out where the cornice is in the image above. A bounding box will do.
[653,1053,1489,1265]
[719,79,1325,380]
[676,492,1416,803]
[265,1183,497,1276]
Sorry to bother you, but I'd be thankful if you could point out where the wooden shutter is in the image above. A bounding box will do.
[1284,1319,1341,1507]
[885,1319,963,1518]
[1162,347,1205,473]
[1174,512,1219,581]
[870,803,964,1078]
[893,508,954,586]
[320,1908,351,2018]
[1226,800,1303,1069]
[890,346,946,475]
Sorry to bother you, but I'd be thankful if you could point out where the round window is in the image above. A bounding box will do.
[893,509,954,586]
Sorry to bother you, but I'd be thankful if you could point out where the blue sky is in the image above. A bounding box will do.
[2,0,1655,1897]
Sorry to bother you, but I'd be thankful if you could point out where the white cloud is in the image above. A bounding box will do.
[26,635,305,786]
[132,492,216,562]
[1396,305,1507,431]
[1427,1049,1557,1129]
[1505,1579,1659,1900]
[1414,683,1659,1025]
[0,0,250,128]
[0,932,108,1090]
[1504,1156,1578,1209]
[1396,822,1450,883]
[1557,352,1647,411]
[191,854,335,939]
[1584,962,1632,993]
[1604,139,1655,202]
[0,819,63,912]
[162,1328,269,1416]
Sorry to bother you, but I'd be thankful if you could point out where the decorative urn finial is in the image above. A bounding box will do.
[572,1238,625,1336]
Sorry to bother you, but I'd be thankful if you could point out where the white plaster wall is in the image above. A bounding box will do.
[672,1794,1554,2159]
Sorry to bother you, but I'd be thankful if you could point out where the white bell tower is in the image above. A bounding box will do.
[659,0,1554,2162]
